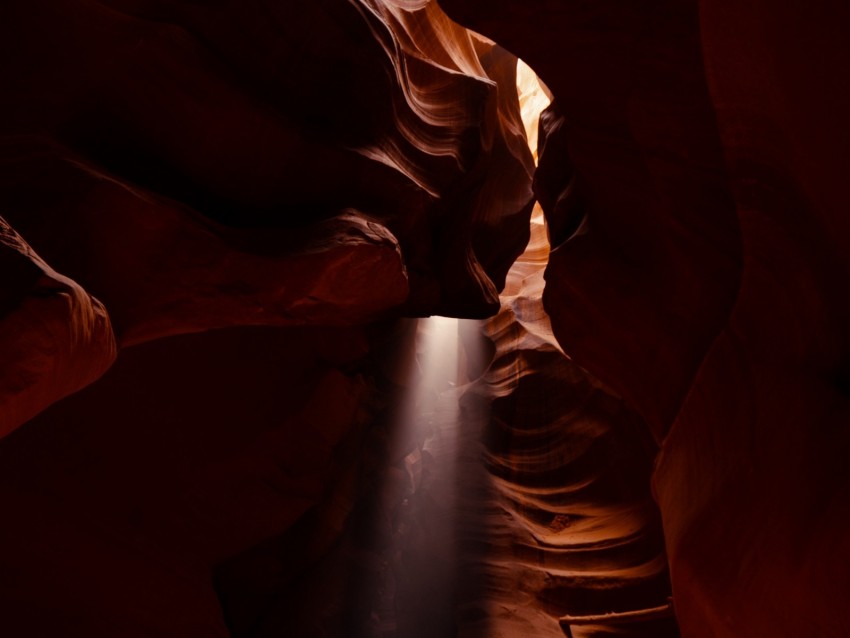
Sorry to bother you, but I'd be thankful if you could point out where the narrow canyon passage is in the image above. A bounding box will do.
[332,206,678,637]
[1,1,848,636]
[260,227,679,636]
[420,238,674,638]
[0,39,678,637]
[215,59,679,637]
[359,61,680,635]
[331,57,678,631]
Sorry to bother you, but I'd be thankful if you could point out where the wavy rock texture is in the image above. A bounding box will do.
[440,0,850,636]
[447,64,678,638]
[3,0,847,635]
[0,0,533,320]
[0,217,116,437]
[0,138,409,346]
[440,0,743,439]
[0,0,532,432]
[464,202,678,638]
[0,1,538,634]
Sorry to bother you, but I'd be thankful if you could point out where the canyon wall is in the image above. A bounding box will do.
[0,0,533,435]
[0,0,848,636]
[0,1,534,635]
[466,203,679,637]
[439,0,850,636]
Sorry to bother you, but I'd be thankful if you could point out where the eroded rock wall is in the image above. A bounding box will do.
[468,205,679,637]
[0,325,384,636]
[0,1,539,635]
[439,0,850,635]
[3,0,848,635]
[0,0,533,434]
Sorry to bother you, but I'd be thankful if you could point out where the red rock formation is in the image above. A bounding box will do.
[0,1,541,636]
[440,0,850,635]
[2,0,848,635]
[654,2,850,636]
[0,217,116,437]
[0,326,378,637]
[0,0,533,319]
[0,0,532,431]
[0,140,409,344]
[440,0,742,440]
[466,207,678,637]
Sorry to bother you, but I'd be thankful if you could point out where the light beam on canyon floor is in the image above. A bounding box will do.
[364,57,558,638]
[368,315,489,637]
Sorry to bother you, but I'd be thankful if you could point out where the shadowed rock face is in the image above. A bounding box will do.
[0,218,116,437]
[0,325,381,637]
[1,0,849,636]
[440,0,743,441]
[0,0,533,433]
[440,0,850,636]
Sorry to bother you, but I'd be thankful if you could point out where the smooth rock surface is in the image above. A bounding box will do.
[0,217,116,436]
[440,0,850,635]
[0,326,377,637]
[0,0,533,325]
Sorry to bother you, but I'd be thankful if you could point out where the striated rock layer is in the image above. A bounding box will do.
[0,217,116,437]
[0,0,533,317]
[0,0,533,433]
[444,58,679,638]
[0,1,541,634]
[440,0,742,439]
[463,199,678,637]
[2,0,848,635]
[440,0,850,636]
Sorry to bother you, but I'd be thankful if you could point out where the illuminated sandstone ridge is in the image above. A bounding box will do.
[464,221,679,637]
[0,0,532,434]
[440,0,850,636]
[0,0,847,636]
[455,68,677,636]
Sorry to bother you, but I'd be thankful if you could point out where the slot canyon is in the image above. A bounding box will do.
[1,0,848,636]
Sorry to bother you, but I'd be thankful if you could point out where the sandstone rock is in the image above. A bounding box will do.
[441,0,742,439]
[0,0,532,322]
[0,136,410,347]
[653,2,850,635]
[441,0,850,635]
[0,326,377,637]
[3,0,847,635]
[0,217,116,437]
[467,200,677,637]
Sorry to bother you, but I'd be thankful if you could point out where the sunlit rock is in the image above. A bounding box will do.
[1,0,848,635]
[441,0,850,635]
